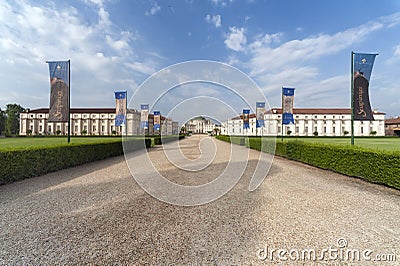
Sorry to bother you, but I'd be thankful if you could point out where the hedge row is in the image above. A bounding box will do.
[216,135,400,190]
[0,141,124,185]
[1,135,185,185]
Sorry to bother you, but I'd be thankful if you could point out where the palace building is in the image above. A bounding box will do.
[19,108,179,136]
[385,117,400,136]
[220,108,385,137]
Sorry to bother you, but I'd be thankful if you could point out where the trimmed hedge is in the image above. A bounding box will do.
[0,135,185,185]
[216,135,400,190]
[0,141,124,185]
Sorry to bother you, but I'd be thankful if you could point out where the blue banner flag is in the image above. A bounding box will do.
[282,87,295,125]
[353,53,377,120]
[47,61,69,122]
[154,111,161,131]
[140,104,149,129]
[243,109,250,129]
[256,102,266,128]
[115,91,127,126]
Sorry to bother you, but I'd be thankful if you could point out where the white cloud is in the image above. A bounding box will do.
[205,14,221,28]
[0,0,158,109]
[221,12,400,116]
[242,19,387,79]
[394,44,400,57]
[249,32,282,49]
[146,3,161,16]
[224,27,247,52]
[211,0,233,7]
[106,31,131,52]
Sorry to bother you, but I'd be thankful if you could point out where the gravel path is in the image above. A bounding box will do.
[0,135,399,265]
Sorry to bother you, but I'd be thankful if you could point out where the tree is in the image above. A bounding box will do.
[5,104,24,135]
[287,130,292,136]
[81,129,88,135]
[313,131,318,136]
[0,108,5,135]
[370,130,377,136]
[343,130,349,136]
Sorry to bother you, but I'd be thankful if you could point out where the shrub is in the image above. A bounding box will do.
[0,141,123,185]
[216,135,400,190]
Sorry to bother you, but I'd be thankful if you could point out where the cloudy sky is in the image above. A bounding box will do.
[1,0,400,120]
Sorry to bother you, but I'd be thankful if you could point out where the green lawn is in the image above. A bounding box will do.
[0,137,122,151]
[280,137,400,152]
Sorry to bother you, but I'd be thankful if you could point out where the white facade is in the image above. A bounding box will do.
[185,117,219,134]
[20,108,179,136]
[221,108,385,137]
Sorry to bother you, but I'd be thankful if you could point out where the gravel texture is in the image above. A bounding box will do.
[0,135,399,265]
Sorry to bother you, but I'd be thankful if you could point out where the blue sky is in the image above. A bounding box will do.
[0,0,399,122]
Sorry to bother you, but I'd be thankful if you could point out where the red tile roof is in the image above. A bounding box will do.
[26,108,117,114]
[385,117,400,125]
[267,108,385,115]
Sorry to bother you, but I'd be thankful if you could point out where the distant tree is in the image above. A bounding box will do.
[56,130,62,135]
[81,129,88,135]
[111,130,116,135]
[343,130,349,136]
[26,129,32,135]
[287,130,292,136]
[5,104,24,135]
[370,130,377,136]
[313,131,319,136]
[213,127,220,136]
[0,108,5,135]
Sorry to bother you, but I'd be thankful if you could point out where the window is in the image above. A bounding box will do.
[314,126,317,132]
[75,125,78,132]
[93,126,96,131]
[278,127,281,133]
[102,126,105,132]
[323,127,327,133]
[295,127,299,133]
[57,125,60,131]
[342,127,345,133]
[305,116,308,119]
[39,125,42,132]
[333,116,335,119]
[296,115,299,118]
[314,116,317,119]
[361,127,364,134]
[333,127,336,133]
[48,126,51,132]
[305,126,308,133]
[324,116,326,119]
[324,121,327,124]
[84,125,87,131]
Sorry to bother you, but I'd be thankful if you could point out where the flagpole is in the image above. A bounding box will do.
[68,59,71,144]
[125,90,128,137]
[350,52,354,146]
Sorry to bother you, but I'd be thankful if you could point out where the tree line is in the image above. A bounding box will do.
[0,104,25,136]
